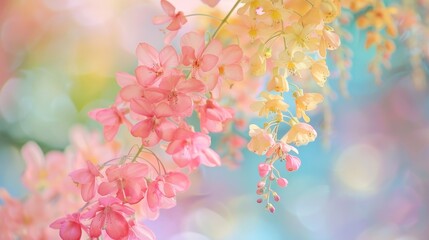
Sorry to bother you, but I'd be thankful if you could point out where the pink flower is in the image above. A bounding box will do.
[285,155,301,171]
[135,43,179,86]
[146,171,190,212]
[276,177,288,188]
[83,196,134,239]
[166,126,214,168]
[198,99,233,133]
[159,73,205,117]
[258,163,271,177]
[153,0,187,31]
[89,106,126,141]
[69,161,102,202]
[130,99,177,146]
[50,213,86,240]
[181,32,222,77]
[98,163,149,204]
[207,45,244,93]
[127,221,155,240]
[21,142,66,193]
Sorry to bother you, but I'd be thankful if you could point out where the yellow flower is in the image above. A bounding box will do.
[281,121,317,146]
[293,90,324,122]
[247,124,275,155]
[276,49,311,77]
[267,67,289,92]
[318,25,341,58]
[310,59,330,87]
[251,91,289,117]
[283,23,318,51]
[357,5,397,37]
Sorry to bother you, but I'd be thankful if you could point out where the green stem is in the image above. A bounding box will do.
[131,145,145,162]
[209,0,242,43]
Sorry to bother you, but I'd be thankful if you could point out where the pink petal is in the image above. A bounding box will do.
[136,43,159,66]
[142,129,161,147]
[104,125,119,142]
[120,84,144,101]
[116,72,136,87]
[165,172,190,191]
[60,221,82,240]
[154,102,174,118]
[131,119,154,138]
[135,66,157,87]
[160,0,176,17]
[81,181,96,202]
[98,182,118,196]
[176,78,206,93]
[166,139,186,155]
[147,182,160,211]
[130,99,154,117]
[105,211,129,239]
[181,46,196,66]
[221,45,243,65]
[159,45,179,68]
[181,32,205,55]
[152,15,171,25]
[89,213,105,238]
[157,118,177,141]
[200,54,219,72]
[69,169,92,184]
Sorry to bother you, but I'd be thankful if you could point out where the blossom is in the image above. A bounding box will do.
[267,67,289,92]
[50,213,86,240]
[166,126,219,169]
[98,163,149,204]
[130,99,177,146]
[89,105,127,141]
[251,91,289,117]
[276,49,311,77]
[247,124,274,155]
[158,72,205,117]
[283,23,318,51]
[146,172,190,212]
[135,42,179,86]
[293,90,324,122]
[258,163,271,177]
[276,178,288,187]
[83,196,134,239]
[286,154,301,171]
[319,25,341,58]
[282,122,317,146]
[310,60,330,87]
[197,99,233,133]
[153,0,187,31]
[69,161,102,202]
[181,32,222,77]
[21,142,66,193]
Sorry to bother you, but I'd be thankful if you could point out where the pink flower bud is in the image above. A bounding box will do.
[267,203,275,213]
[286,155,301,171]
[269,173,275,181]
[257,198,263,203]
[256,188,264,195]
[276,177,288,188]
[273,193,280,202]
[257,181,266,188]
[258,163,271,177]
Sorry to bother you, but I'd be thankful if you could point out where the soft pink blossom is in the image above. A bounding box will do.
[83,196,134,239]
[181,32,222,77]
[98,163,149,204]
[285,155,301,171]
[135,43,179,86]
[258,163,271,177]
[50,213,86,240]
[276,177,288,187]
[89,106,127,141]
[69,161,102,202]
[153,0,187,31]
[198,99,233,133]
